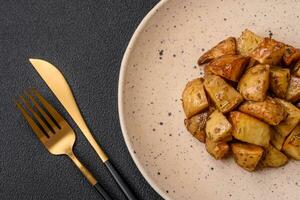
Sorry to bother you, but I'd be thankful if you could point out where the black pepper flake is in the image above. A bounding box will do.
[159,50,164,56]
[168,112,172,116]
[173,54,176,57]
[193,65,197,69]
[169,134,172,137]
[224,18,227,21]
[133,150,136,154]
[201,48,205,51]
[268,30,273,38]
[157,172,161,175]
[166,190,169,193]
[159,122,164,125]
[211,167,214,171]
[152,128,156,132]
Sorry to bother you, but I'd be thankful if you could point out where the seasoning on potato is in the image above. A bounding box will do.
[286,76,300,102]
[231,143,264,171]
[182,78,209,118]
[205,110,232,142]
[282,125,300,160]
[205,55,249,82]
[205,138,229,160]
[204,75,243,113]
[229,111,271,147]
[182,29,300,171]
[238,97,286,125]
[250,38,285,65]
[261,144,288,167]
[269,67,290,98]
[184,111,210,143]
[198,37,236,65]
[238,64,270,101]
[274,99,300,138]
[283,45,300,66]
[237,29,263,56]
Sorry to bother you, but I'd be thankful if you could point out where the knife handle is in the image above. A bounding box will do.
[94,183,113,200]
[104,160,137,200]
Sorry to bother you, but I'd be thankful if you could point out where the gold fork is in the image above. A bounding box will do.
[15,89,112,200]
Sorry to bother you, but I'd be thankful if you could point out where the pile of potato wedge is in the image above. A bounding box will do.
[182,29,300,171]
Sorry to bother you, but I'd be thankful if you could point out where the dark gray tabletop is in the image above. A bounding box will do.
[0,1,162,199]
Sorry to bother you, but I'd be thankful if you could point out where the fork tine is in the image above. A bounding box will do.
[19,95,53,135]
[26,91,59,132]
[16,101,48,143]
[31,89,66,126]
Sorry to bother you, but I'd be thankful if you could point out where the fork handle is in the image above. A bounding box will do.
[104,160,137,200]
[68,152,112,200]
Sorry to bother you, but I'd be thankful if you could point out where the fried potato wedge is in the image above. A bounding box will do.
[204,75,243,113]
[286,76,300,102]
[247,58,258,69]
[282,125,300,160]
[205,138,229,160]
[238,97,286,125]
[198,37,236,65]
[184,111,210,143]
[274,99,300,137]
[270,128,286,150]
[270,67,290,98]
[237,29,263,56]
[206,110,232,142]
[182,78,209,118]
[283,45,300,66]
[238,64,270,101]
[229,111,271,147]
[231,143,264,171]
[261,144,288,167]
[250,38,285,65]
[205,55,249,82]
[292,60,300,77]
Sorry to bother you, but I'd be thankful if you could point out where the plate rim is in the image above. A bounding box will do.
[118,0,170,199]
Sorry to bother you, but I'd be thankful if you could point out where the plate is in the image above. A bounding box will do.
[118,0,300,199]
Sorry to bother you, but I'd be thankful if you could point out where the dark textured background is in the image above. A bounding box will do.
[0,0,162,199]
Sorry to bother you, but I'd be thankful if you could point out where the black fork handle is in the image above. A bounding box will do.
[104,160,137,200]
[94,183,113,200]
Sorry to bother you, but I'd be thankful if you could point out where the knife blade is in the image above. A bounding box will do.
[29,58,137,200]
[29,58,108,161]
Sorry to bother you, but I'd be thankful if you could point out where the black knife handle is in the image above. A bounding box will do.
[104,160,137,200]
[94,183,113,200]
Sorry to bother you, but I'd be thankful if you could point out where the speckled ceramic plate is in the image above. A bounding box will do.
[118,0,300,199]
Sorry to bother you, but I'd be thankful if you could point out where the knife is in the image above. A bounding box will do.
[29,58,137,200]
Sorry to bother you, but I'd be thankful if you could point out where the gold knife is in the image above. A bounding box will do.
[29,58,137,200]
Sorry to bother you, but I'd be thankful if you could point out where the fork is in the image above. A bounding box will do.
[16,89,112,200]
